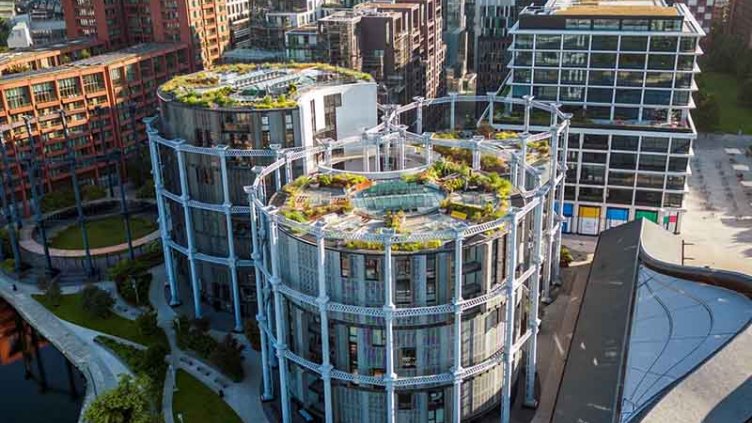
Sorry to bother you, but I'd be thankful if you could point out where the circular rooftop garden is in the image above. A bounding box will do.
[276,158,514,251]
[159,63,373,109]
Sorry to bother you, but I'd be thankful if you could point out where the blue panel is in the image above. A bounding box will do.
[563,203,574,217]
[606,207,629,220]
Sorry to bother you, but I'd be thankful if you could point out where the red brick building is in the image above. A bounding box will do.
[61,0,229,69]
[0,43,190,205]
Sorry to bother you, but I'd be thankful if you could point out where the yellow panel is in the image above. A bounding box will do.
[579,206,601,218]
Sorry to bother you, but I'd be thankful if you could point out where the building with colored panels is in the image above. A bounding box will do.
[499,0,704,235]
[0,43,190,209]
[61,0,230,69]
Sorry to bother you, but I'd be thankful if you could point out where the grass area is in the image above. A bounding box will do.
[95,335,144,368]
[50,216,157,250]
[173,370,242,423]
[33,293,166,346]
[700,72,752,134]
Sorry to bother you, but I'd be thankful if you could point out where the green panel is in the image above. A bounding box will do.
[635,210,658,223]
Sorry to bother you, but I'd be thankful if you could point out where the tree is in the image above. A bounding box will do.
[45,281,62,307]
[693,89,721,132]
[81,285,114,318]
[136,310,158,336]
[136,344,169,386]
[83,375,157,423]
[209,334,245,382]
[738,77,752,107]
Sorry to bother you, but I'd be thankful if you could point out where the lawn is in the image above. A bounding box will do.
[173,370,243,423]
[700,72,752,135]
[33,293,166,346]
[50,216,157,250]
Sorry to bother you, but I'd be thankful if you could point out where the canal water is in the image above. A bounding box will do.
[0,297,86,423]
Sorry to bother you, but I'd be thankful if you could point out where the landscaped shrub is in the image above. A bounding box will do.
[136,180,155,199]
[109,245,163,306]
[136,310,159,337]
[82,185,106,202]
[83,375,156,423]
[175,316,218,359]
[560,246,574,267]
[209,334,244,382]
[45,280,62,307]
[81,285,114,318]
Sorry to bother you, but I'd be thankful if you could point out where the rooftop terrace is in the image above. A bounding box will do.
[159,63,374,109]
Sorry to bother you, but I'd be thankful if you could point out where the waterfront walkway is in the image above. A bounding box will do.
[0,275,122,422]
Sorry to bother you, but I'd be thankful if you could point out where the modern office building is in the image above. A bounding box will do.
[228,0,251,48]
[499,0,704,235]
[146,64,378,331]
[249,0,327,51]
[61,0,230,68]
[246,95,569,423]
[0,43,190,208]
[469,0,520,96]
[444,0,477,94]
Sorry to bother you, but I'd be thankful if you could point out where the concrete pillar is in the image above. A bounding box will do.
[383,230,396,423]
[268,214,291,423]
[147,133,179,305]
[415,97,425,134]
[248,189,273,400]
[522,95,533,133]
[315,223,334,423]
[452,231,464,423]
[220,149,243,332]
[176,147,202,318]
[501,216,519,423]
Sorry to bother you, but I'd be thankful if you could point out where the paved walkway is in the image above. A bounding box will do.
[19,223,160,257]
[148,264,269,423]
[0,275,124,422]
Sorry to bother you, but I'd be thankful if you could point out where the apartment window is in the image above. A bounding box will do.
[582,152,607,164]
[400,348,416,369]
[372,329,385,347]
[398,393,412,410]
[427,390,445,423]
[562,52,588,67]
[565,19,591,30]
[4,87,30,108]
[348,327,358,373]
[534,86,558,101]
[666,175,685,190]
[670,138,690,154]
[620,54,645,69]
[534,52,560,67]
[612,136,639,151]
[639,155,667,171]
[643,90,671,105]
[587,88,612,103]
[426,255,437,304]
[668,157,689,172]
[641,137,669,153]
[590,53,616,68]
[617,71,644,87]
[645,72,674,88]
[650,36,678,52]
[591,35,618,50]
[365,258,380,280]
[664,193,683,208]
[58,77,81,97]
[565,186,576,200]
[516,34,533,49]
[580,165,606,185]
[110,68,122,85]
[579,187,604,202]
[651,19,681,32]
[514,69,531,83]
[674,73,692,88]
[589,70,614,86]
[560,87,584,102]
[587,106,611,119]
[616,89,642,104]
[582,134,609,150]
[679,37,697,52]
[622,19,649,31]
[676,56,694,71]
[341,255,350,277]
[621,36,648,51]
[635,190,662,207]
[568,134,581,149]
[535,35,561,49]
[593,20,619,31]
[563,34,589,50]
[32,82,56,103]
[672,91,690,106]
[611,153,637,169]
[561,69,586,84]
[609,171,636,187]
[637,174,665,189]
[648,55,675,70]
[83,73,105,93]
[607,188,633,205]
[534,69,558,84]
[514,51,532,66]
